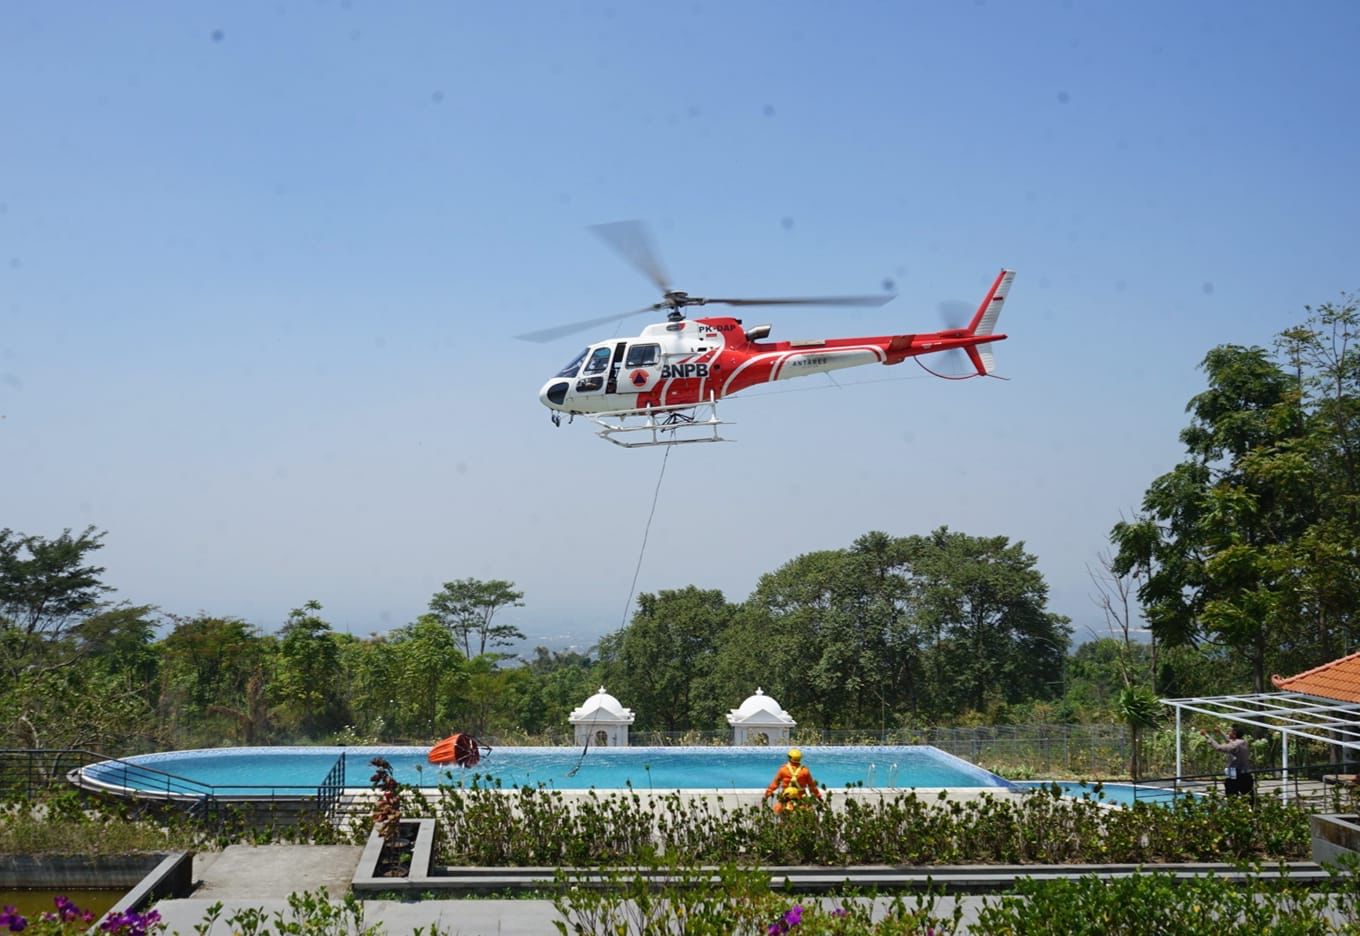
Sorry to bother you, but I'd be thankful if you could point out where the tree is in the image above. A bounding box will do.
[427,579,525,658]
[1113,346,1295,689]
[903,528,1071,717]
[457,655,526,737]
[513,647,600,735]
[1116,685,1163,780]
[389,615,468,736]
[0,604,162,752]
[1113,327,1360,691]
[273,600,344,738]
[1063,638,1141,713]
[0,526,113,676]
[1,665,160,752]
[599,587,734,731]
[728,529,1068,728]
[1274,296,1360,661]
[1088,549,1152,685]
[158,615,271,746]
[736,549,861,728]
[337,634,403,741]
[737,534,928,728]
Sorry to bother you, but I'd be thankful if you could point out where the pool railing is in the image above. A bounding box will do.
[1121,758,1360,808]
[1,748,350,823]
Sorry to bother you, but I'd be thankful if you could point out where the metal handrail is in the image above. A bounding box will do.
[1124,759,1360,804]
[0,747,351,807]
[0,748,214,800]
[317,751,347,820]
[75,752,218,799]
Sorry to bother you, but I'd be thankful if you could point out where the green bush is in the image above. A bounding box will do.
[553,865,1360,935]
[975,871,1337,935]
[552,864,961,936]
[427,783,1311,867]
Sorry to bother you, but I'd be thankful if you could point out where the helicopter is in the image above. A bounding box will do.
[518,222,1014,447]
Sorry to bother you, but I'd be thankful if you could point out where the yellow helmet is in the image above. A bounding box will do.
[787,748,802,762]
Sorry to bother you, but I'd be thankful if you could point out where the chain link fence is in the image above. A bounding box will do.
[917,725,1131,778]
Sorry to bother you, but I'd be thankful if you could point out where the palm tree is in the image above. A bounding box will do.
[1116,685,1163,779]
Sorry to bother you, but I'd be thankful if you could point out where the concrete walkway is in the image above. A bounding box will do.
[147,845,1327,935]
[154,846,580,934]
[155,895,566,935]
[189,844,363,899]
[157,894,987,935]
[150,845,990,935]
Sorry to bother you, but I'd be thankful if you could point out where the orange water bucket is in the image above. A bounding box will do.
[428,732,484,767]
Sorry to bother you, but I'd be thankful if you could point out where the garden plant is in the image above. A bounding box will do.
[416,782,1312,868]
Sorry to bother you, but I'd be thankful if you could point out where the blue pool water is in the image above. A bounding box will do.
[81,745,1014,795]
[1017,780,1195,806]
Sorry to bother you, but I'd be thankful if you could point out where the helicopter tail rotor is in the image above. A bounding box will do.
[936,299,973,330]
[921,269,1015,378]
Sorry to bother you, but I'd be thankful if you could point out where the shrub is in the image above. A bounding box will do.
[430,783,1311,867]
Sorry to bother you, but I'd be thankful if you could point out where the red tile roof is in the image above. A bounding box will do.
[1272,651,1360,703]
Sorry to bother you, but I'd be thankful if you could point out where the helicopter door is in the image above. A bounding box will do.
[620,342,661,395]
[604,341,628,394]
[575,346,613,396]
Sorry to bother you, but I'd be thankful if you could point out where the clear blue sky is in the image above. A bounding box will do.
[4,1,1358,650]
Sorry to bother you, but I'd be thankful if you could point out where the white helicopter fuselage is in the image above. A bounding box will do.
[538,317,889,417]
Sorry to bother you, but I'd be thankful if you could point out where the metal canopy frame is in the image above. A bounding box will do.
[1164,691,1360,798]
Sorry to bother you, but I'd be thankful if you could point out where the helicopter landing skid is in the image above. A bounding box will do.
[589,397,731,448]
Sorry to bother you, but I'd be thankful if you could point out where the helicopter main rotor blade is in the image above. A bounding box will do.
[704,293,895,308]
[590,221,672,295]
[513,303,665,343]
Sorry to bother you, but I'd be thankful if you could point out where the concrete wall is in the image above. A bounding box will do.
[732,725,791,745]
[572,723,628,747]
[0,853,171,888]
[1310,813,1360,866]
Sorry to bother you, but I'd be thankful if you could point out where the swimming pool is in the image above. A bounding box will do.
[1017,780,1196,806]
[79,745,1015,796]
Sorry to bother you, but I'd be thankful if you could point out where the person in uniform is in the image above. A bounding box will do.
[762,748,822,814]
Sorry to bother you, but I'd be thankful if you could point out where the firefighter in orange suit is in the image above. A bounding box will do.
[763,748,822,814]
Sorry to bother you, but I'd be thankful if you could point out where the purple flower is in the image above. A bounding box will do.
[831,907,850,918]
[768,903,805,935]
[0,906,26,933]
[102,908,163,936]
[48,895,93,924]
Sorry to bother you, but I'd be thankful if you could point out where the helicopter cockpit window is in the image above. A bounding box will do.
[625,343,660,367]
[556,349,589,379]
[583,347,612,375]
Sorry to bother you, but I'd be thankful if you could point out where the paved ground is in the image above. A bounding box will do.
[190,845,362,899]
[155,894,568,935]
[150,845,990,935]
[157,895,987,935]
[154,846,581,934]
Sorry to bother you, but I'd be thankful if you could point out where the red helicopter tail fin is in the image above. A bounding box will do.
[963,268,1014,375]
[966,268,1015,338]
[964,345,995,376]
